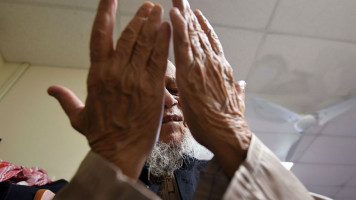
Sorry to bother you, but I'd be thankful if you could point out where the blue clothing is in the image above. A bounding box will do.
[139,157,209,200]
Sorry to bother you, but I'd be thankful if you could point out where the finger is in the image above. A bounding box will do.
[172,0,191,14]
[147,22,171,81]
[47,85,84,120]
[172,0,206,60]
[189,12,212,59]
[170,8,193,69]
[116,2,154,65]
[90,0,118,62]
[131,4,163,67]
[194,9,223,55]
[234,81,246,114]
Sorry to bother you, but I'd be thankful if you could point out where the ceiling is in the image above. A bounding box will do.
[1,0,356,199]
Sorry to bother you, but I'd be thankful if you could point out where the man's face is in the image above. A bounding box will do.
[148,64,213,176]
[159,61,187,145]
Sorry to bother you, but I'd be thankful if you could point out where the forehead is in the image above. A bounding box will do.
[165,61,176,79]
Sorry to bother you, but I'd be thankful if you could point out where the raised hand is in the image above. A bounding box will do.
[170,0,252,177]
[48,0,171,179]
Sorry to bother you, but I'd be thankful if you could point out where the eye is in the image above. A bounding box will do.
[168,88,179,96]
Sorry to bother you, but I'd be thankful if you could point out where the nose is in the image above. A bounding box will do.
[164,89,178,108]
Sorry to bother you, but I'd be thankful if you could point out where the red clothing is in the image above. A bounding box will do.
[0,159,52,186]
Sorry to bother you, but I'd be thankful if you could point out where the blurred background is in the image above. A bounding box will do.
[0,0,356,199]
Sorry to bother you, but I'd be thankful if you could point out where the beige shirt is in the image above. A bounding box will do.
[54,135,330,200]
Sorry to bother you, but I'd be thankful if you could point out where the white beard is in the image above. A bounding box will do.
[145,130,213,177]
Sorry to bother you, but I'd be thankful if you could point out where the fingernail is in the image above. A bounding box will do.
[143,1,154,7]
[112,0,118,10]
[239,80,246,90]
[194,9,202,15]
[152,4,162,15]
[172,7,180,14]
[154,4,162,10]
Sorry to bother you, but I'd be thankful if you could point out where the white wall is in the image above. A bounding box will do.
[0,63,89,180]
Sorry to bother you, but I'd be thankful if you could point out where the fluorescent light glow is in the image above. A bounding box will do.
[281,162,294,170]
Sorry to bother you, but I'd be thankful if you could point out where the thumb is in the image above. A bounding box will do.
[47,85,84,122]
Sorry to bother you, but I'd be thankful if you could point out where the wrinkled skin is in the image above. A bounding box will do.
[160,61,186,145]
[170,0,252,177]
[48,0,251,180]
[48,1,171,179]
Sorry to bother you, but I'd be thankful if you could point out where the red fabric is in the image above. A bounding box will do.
[0,158,52,186]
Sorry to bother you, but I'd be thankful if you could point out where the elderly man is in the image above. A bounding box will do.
[48,0,326,199]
